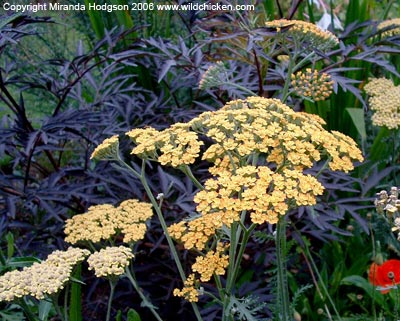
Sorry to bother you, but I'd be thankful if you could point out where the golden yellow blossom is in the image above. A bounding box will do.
[265,19,339,51]
[291,69,334,101]
[91,135,119,160]
[173,274,199,302]
[64,199,153,244]
[364,78,400,129]
[87,246,134,278]
[0,247,89,302]
[126,124,203,167]
[191,243,229,282]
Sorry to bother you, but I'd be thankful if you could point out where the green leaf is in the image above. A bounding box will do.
[346,108,366,141]
[6,257,41,268]
[115,310,122,321]
[0,308,26,321]
[340,275,387,308]
[69,264,83,321]
[127,309,142,321]
[38,300,53,321]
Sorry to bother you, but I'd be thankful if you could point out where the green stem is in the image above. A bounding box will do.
[106,280,116,321]
[119,159,203,321]
[181,165,204,190]
[302,236,343,321]
[125,268,163,321]
[226,82,257,96]
[276,216,291,321]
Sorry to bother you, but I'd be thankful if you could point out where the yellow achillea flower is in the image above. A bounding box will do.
[91,135,120,160]
[173,244,228,302]
[364,78,400,129]
[291,69,334,101]
[126,123,203,168]
[173,274,199,302]
[166,97,363,251]
[0,247,89,302]
[190,97,363,172]
[378,18,400,38]
[191,243,229,282]
[64,199,153,244]
[265,19,339,51]
[170,166,324,250]
[87,246,134,278]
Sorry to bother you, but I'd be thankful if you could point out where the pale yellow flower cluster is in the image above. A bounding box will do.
[378,18,400,38]
[291,69,334,101]
[0,247,89,302]
[87,246,134,278]
[126,123,203,167]
[90,135,119,160]
[265,19,339,51]
[64,199,153,244]
[364,78,400,129]
[173,244,228,302]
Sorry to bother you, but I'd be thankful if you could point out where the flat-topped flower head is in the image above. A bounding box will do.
[0,247,89,302]
[291,69,334,101]
[364,78,400,129]
[64,199,153,244]
[265,19,339,52]
[189,97,363,172]
[378,18,400,38]
[87,246,134,278]
[91,135,120,161]
[126,123,203,168]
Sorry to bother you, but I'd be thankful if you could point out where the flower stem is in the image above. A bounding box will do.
[119,159,203,321]
[125,268,163,321]
[276,215,291,321]
[106,280,116,321]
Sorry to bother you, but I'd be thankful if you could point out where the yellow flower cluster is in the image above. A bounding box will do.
[0,247,89,302]
[64,199,153,244]
[169,166,324,249]
[143,96,363,251]
[173,244,228,302]
[191,97,363,172]
[91,135,120,160]
[126,123,203,167]
[191,243,229,282]
[291,69,334,101]
[378,18,400,38]
[87,246,134,278]
[173,274,199,302]
[199,61,227,90]
[364,78,400,129]
[265,19,339,51]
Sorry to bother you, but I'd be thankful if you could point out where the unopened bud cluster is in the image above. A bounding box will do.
[291,69,333,101]
[375,187,400,240]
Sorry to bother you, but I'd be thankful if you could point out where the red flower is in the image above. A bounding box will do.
[369,259,400,294]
